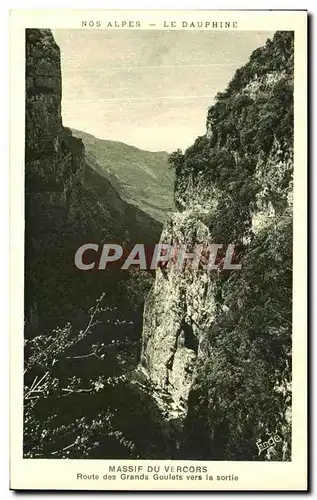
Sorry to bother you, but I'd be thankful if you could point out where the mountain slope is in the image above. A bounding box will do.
[72,129,175,222]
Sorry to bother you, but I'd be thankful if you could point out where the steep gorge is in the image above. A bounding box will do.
[24,28,294,461]
[72,129,174,223]
[24,28,175,460]
[140,31,293,460]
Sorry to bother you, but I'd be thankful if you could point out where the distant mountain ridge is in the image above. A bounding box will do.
[72,129,175,222]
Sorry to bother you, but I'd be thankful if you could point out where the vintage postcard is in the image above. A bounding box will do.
[10,9,307,491]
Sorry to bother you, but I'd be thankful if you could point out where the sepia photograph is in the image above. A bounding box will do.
[9,9,307,491]
[23,26,293,462]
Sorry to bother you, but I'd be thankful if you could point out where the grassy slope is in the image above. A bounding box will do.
[72,129,175,222]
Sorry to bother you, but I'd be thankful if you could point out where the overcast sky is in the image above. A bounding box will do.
[53,29,274,152]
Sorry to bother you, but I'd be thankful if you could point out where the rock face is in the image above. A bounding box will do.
[140,213,217,417]
[140,31,293,459]
[25,30,83,191]
[25,29,162,333]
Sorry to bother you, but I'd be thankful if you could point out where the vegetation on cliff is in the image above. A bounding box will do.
[24,295,174,458]
[168,31,293,460]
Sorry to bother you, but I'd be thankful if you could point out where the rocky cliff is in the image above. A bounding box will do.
[72,129,174,223]
[25,29,161,333]
[140,31,293,460]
